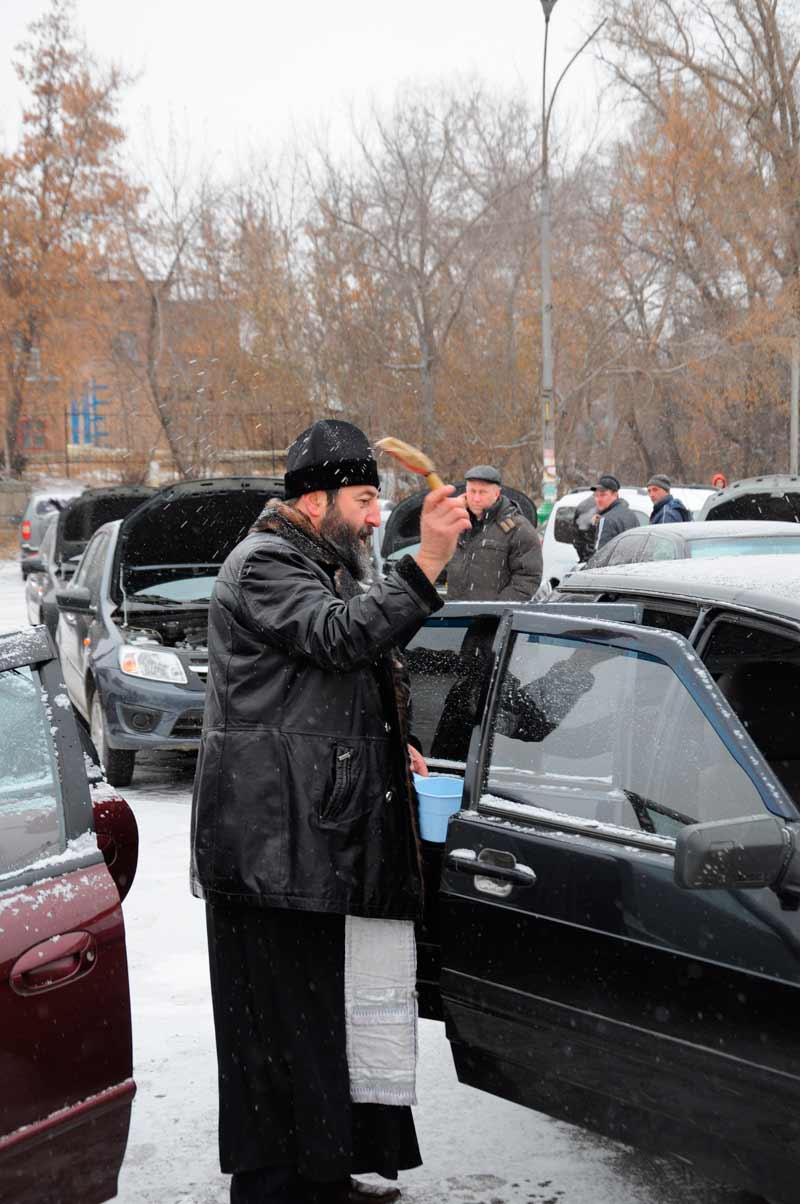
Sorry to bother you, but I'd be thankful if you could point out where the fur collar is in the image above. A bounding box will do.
[250,498,361,599]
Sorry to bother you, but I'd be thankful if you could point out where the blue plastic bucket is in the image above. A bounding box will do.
[413,773,464,842]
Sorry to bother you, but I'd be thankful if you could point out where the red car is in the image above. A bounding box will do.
[0,625,138,1204]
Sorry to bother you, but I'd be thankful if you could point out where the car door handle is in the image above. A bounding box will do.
[10,931,97,995]
[446,848,537,887]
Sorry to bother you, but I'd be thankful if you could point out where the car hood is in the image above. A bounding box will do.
[700,476,800,523]
[57,485,156,566]
[381,482,538,560]
[114,476,284,602]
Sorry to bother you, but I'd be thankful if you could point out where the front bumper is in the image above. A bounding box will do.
[97,665,207,751]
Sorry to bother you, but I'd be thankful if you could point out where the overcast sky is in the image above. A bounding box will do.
[0,0,610,176]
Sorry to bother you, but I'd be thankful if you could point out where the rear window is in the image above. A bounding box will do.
[0,665,63,875]
[689,536,800,558]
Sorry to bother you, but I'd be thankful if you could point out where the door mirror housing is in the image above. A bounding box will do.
[56,585,95,615]
[22,555,44,575]
[674,813,798,892]
[553,508,577,545]
[92,794,139,902]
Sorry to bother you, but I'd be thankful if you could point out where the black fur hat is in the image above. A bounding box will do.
[284,419,380,497]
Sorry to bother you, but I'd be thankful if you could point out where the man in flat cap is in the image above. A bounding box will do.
[446,464,542,601]
[191,419,471,1204]
[593,474,638,550]
[647,474,691,524]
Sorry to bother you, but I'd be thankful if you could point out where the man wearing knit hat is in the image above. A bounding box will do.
[191,419,471,1204]
[647,474,691,524]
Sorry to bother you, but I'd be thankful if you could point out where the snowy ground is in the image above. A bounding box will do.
[0,560,754,1204]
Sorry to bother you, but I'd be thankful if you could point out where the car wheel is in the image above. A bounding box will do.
[90,692,135,788]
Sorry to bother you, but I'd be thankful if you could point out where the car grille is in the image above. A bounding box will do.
[171,709,204,739]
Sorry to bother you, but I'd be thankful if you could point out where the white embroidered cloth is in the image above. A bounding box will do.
[344,915,418,1106]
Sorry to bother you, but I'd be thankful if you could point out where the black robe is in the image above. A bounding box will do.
[206,903,422,1182]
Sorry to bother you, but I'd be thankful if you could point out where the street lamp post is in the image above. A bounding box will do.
[537,2,606,505]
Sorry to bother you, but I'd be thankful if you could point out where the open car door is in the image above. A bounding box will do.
[428,606,800,1203]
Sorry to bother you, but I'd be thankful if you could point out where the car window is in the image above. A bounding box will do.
[701,618,800,806]
[0,664,63,875]
[39,517,57,562]
[481,633,767,838]
[133,574,218,602]
[73,533,107,598]
[650,535,677,561]
[607,534,645,565]
[689,536,800,558]
[405,615,499,764]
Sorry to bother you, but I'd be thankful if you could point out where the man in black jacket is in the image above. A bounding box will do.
[191,420,470,1204]
[446,465,542,600]
[593,474,638,550]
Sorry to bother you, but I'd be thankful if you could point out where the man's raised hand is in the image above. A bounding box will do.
[414,485,471,584]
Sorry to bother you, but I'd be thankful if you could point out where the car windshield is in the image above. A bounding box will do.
[133,575,218,603]
[688,536,800,559]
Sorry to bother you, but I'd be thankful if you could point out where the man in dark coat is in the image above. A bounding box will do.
[446,465,542,600]
[647,474,691,523]
[593,474,638,550]
[190,419,471,1204]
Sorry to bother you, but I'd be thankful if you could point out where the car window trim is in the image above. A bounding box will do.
[694,608,800,661]
[472,609,799,834]
[0,656,99,893]
[476,794,679,854]
[39,656,95,840]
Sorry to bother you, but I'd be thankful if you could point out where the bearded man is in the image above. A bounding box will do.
[190,419,471,1204]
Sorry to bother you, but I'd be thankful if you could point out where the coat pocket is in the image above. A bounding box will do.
[319,743,358,826]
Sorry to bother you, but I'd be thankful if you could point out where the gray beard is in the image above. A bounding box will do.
[320,507,372,581]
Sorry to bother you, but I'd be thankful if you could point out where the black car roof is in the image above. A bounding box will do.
[618,520,800,541]
[558,554,800,625]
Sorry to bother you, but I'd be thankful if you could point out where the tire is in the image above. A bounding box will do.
[90,692,135,788]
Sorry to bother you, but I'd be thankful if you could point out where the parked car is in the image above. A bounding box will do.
[0,624,138,1204]
[55,476,283,786]
[699,472,800,523]
[567,518,800,574]
[24,485,155,634]
[405,565,800,1203]
[19,486,83,576]
[542,484,713,587]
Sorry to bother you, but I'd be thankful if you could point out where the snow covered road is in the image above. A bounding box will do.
[0,560,750,1204]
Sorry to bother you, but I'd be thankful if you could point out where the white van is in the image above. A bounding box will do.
[542,485,714,587]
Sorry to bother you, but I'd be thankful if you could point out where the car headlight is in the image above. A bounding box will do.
[118,645,188,684]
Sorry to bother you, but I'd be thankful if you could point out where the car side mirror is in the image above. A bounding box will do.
[674,814,798,892]
[553,510,576,544]
[93,794,139,902]
[22,555,44,574]
[56,585,95,615]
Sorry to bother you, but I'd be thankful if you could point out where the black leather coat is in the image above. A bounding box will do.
[190,503,443,920]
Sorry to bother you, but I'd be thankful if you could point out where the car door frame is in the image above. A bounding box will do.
[0,627,135,1204]
[433,606,800,1202]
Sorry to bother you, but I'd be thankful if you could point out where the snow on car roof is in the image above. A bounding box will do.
[664,520,800,538]
[562,553,800,623]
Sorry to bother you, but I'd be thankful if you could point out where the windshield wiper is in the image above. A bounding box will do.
[131,594,189,606]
